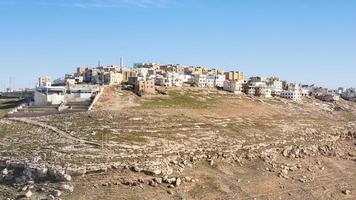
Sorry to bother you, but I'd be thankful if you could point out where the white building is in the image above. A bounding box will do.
[300,88,309,96]
[38,76,52,87]
[270,88,282,97]
[34,86,66,106]
[192,74,207,87]
[256,87,272,98]
[66,78,76,85]
[280,90,301,101]
[205,74,226,88]
[223,80,243,93]
[206,75,215,88]
[214,74,225,88]
[179,74,192,83]
[135,67,149,78]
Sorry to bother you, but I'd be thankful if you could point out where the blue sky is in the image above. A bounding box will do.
[0,0,355,90]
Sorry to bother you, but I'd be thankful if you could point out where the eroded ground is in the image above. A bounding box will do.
[0,87,355,199]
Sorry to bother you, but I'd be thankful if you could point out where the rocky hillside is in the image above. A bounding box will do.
[0,88,355,199]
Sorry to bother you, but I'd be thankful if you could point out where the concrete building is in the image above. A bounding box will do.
[133,63,161,70]
[121,68,137,82]
[192,74,207,87]
[38,76,52,87]
[208,68,224,75]
[34,86,66,106]
[206,75,216,88]
[280,90,301,101]
[225,71,245,81]
[184,66,208,75]
[300,88,309,96]
[129,77,155,95]
[223,80,243,93]
[319,94,340,102]
[104,72,123,85]
[66,88,96,102]
[214,74,226,88]
[66,78,76,86]
[255,87,272,98]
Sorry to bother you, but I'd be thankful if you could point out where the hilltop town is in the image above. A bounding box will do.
[0,63,355,200]
[2,62,355,117]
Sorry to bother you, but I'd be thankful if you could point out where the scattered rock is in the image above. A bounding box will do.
[184,176,192,182]
[342,189,351,195]
[24,190,32,198]
[60,184,74,193]
[63,174,72,182]
[2,168,9,175]
[279,169,289,178]
[52,190,62,197]
[154,177,162,184]
[175,178,182,187]
[149,180,158,187]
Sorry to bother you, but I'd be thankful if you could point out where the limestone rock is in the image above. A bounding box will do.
[175,178,182,187]
[24,190,32,198]
[60,184,74,193]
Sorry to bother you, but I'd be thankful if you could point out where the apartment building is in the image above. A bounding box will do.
[129,77,155,94]
[206,75,216,88]
[280,90,301,101]
[255,87,272,98]
[38,76,52,87]
[225,71,245,82]
[214,74,226,88]
[223,80,243,93]
[104,72,123,85]
[192,74,207,87]
[208,68,224,75]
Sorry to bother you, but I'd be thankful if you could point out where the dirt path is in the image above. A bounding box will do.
[8,117,101,147]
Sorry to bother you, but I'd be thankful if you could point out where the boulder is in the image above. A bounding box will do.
[154,177,162,184]
[175,178,182,187]
[24,190,32,198]
[60,184,74,193]
[2,168,9,175]
[342,190,351,195]
[52,190,62,197]
[36,167,48,178]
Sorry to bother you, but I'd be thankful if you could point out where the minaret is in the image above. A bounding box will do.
[120,56,124,68]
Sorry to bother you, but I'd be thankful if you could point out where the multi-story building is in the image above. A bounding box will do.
[316,94,340,102]
[280,90,301,101]
[128,77,155,95]
[255,87,272,98]
[134,63,161,70]
[223,80,243,93]
[208,68,224,75]
[206,75,216,88]
[38,76,52,87]
[214,74,226,88]
[192,74,207,87]
[225,71,245,82]
[121,68,137,82]
[104,72,123,85]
